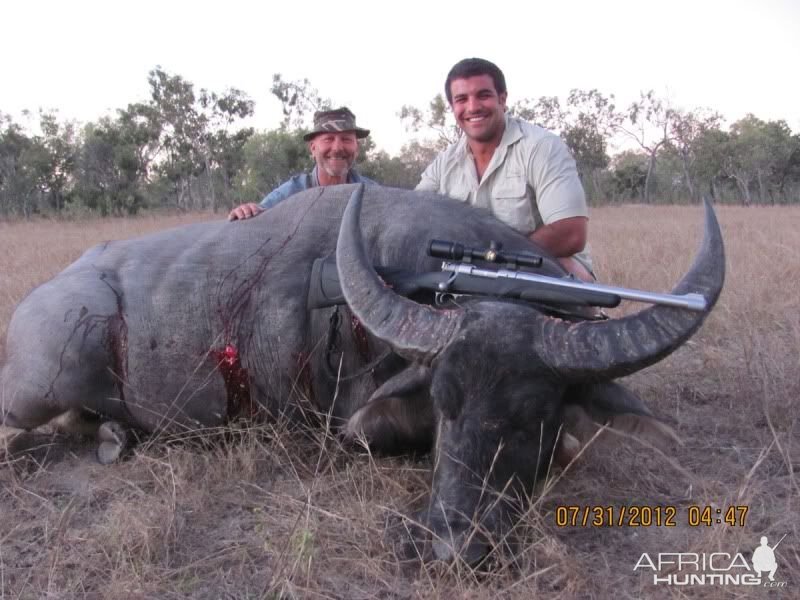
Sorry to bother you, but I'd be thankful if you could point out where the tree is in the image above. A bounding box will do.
[0,110,80,216]
[209,127,254,206]
[358,150,418,189]
[73,117,150,215]
[512,89,621,201]
[399,94,461,150]
[146,67,205,208]
[760,120,796,203]
[771,133,800,202]
[689,126,730,202]
[511,95,566,132]
[197,87,254,211]
[236,130,314,203]
[270,74,332,131]
[0,114,39,216]
[146,66,254,211]
[611,150,649,201]
[720,115,796,205]
[665,109,722,201]
[116,102,162,178]
[35,110,77,212]
[617,90,676,203]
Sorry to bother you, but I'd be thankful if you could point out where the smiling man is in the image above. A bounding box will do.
[416,58,593,281]
[228,107,375,220]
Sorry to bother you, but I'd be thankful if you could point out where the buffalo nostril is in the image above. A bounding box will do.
[461,537,492,567]
[431,532,491,566]
[432,538,456,562]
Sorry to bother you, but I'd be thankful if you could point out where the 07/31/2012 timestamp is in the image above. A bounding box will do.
[554,505,749,528]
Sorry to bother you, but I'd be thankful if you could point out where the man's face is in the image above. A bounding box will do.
[449,75,507,144]
[309,131,359,178]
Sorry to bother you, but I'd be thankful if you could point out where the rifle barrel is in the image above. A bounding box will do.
[441,262,708,312]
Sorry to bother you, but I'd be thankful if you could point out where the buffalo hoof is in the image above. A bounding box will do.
[96,421,128,464]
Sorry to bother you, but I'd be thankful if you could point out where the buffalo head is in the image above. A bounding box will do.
[336,185,725,565]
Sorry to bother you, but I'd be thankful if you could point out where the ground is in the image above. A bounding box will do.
[0,205,797,599]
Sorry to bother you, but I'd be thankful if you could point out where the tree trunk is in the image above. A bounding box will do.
[176,180,187,210]
[756,170,766,204]
[591,169,602,203]
[710,179,719,202]
[733,174,752,206]
[204,156,217,213]
[644,151,657,203]
[681,153,695,201]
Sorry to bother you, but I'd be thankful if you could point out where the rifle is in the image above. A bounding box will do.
[307,239,708,314]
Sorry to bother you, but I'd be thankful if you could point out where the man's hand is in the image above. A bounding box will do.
[228,203,264,221]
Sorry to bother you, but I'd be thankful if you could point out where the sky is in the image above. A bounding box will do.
[2,0,799,155]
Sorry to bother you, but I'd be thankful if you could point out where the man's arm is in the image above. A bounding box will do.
[227,178,299,221]
[528,216,587,257]
[526,134,589,253]
[524,134,593,280]
[415,157,441,192]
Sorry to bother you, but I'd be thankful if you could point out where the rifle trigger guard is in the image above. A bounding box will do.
[435,291,457,306]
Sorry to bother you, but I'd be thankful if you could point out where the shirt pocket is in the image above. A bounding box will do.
[441,177,473,203]
[491,176,533,232]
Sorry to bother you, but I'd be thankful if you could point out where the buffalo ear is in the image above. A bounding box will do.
[565,381,653,419]
[344,365,434,454]
[366,364,431,404]
[563,382,682,450]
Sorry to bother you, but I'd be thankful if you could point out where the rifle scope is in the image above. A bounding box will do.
[428,239,543,268]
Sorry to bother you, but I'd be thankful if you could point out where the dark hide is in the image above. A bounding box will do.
[1,185,725,565]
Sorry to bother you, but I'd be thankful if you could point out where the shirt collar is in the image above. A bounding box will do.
[457,113,523,158]
[499,114,523,148]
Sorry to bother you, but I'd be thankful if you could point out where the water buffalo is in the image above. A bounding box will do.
[0,184,724,564]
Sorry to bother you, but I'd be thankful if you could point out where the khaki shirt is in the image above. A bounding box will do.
[416,115,591,270]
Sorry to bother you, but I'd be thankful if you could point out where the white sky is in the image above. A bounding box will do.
[2,0,799,155]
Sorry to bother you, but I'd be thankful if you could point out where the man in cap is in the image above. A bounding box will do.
[228,107,376,221]
[417,58,593,282]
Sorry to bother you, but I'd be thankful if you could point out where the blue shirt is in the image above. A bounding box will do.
[259,166,377,209]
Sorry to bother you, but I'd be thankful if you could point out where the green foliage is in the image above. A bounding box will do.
[611,150,649,201]
[270,74,332,131]
[71,118,148,215]
[721,115,796,204]
[236,130,314,204]
[0,117,39,216]
[511,90,621,202]
[399,94,460,150]
[663,108,722,201]
[358,150,416,189]
[3,74,800,217]
[0,110,78,216]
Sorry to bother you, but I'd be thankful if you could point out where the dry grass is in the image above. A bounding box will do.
[1,205,798,598]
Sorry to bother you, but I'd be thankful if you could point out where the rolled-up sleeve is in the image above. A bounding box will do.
[528,135,587,224]
[259,181,295,210]
[415,158,441,193]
